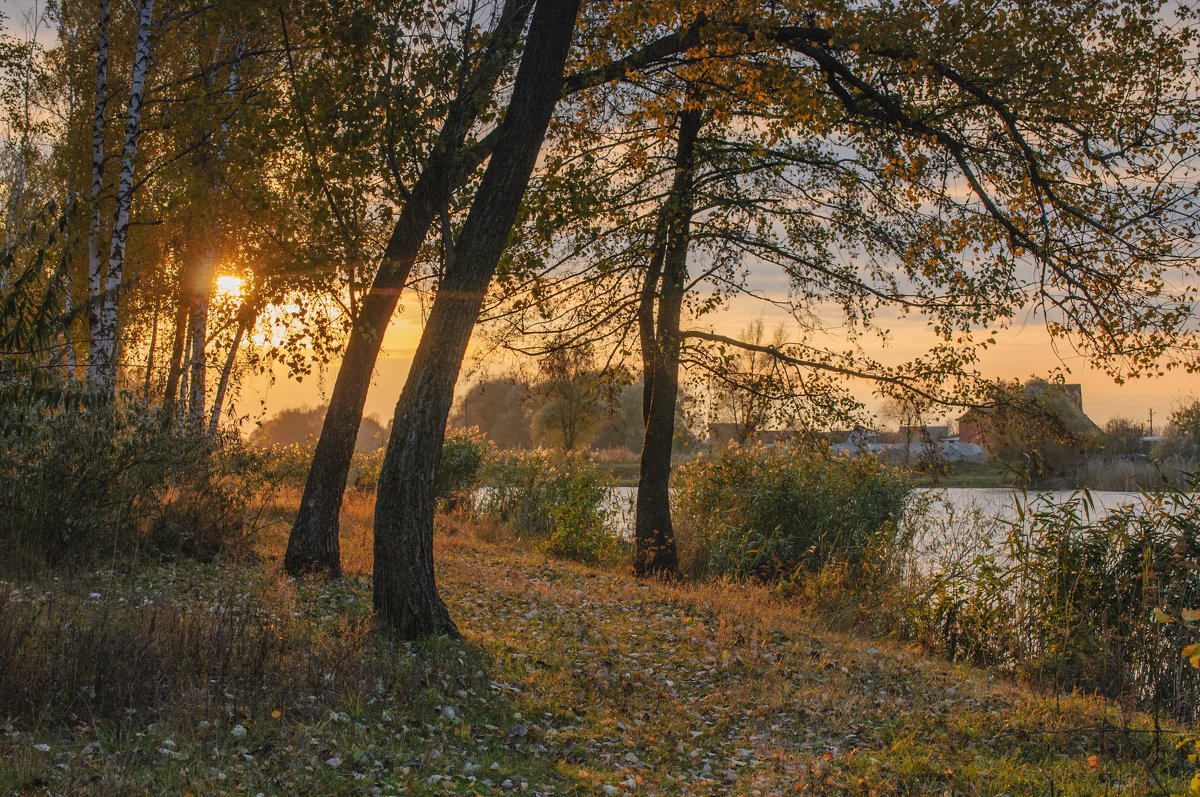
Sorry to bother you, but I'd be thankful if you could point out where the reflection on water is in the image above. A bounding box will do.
[907,488,1153,574]
[924,487,1145,522]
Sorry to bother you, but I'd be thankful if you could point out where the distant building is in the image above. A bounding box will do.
[707,423,798,446]
[957,408,987,445]
[956,383,1096,451]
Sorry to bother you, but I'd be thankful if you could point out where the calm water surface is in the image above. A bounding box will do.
[607,486,1152,541]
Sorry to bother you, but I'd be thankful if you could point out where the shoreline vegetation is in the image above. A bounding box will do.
[592,455,1190,492]
[3,428,1200,794]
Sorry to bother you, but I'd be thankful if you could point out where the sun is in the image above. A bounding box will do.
[215,274,245,300]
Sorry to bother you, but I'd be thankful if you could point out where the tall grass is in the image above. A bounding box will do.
[0,566,489,736]
[1074,455,1193,491]
[672,443,914,589]
[902,484,1200,720]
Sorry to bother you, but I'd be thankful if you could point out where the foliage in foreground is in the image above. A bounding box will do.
[904,484,1200,721]
[673,443,914,588]
[474,449,622,564]
[0,389,282,572]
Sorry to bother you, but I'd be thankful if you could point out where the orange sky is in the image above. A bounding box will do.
[240,289,1196,435]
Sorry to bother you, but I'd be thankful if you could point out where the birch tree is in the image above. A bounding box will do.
[87,0,153,392]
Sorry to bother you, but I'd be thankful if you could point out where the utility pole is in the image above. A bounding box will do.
[1149,408,1154,436]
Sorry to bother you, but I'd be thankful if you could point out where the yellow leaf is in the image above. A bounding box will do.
[1183,608,1200,623]
[1154,609,1176,624]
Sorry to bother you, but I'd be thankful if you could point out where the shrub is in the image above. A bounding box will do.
[253,442,316,488]
[672,443,913,588]
[436,427,489,509]
[351,447,385,494]
[350,428,488,509]
[475,449,621,563]
[906,485,1200,720]
[0,389,277,571]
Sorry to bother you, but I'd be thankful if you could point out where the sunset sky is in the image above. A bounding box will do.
[240,285,1196,434]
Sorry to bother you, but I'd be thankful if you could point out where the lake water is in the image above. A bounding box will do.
[606,485,1152,546]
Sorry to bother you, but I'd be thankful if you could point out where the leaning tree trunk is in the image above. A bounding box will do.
[208,305,254,437]
[143,304,158,393]
[634,103,703,577]
[283,165,451,576]
[89,0,154,394]
[373,0,579,638]
[163,294,188,423]
[284,0,535,577]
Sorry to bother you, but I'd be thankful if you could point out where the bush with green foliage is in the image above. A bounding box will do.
[351,428,489,508]
[673,443,913,588]
[0,388,276,571]
[350,448,385,494]
[255,442,316,488]
[475,450,620,563]
[906,485,1200,720]
[435,427,490,509]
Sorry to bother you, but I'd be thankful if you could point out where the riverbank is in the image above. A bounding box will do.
[0,492,1191,795]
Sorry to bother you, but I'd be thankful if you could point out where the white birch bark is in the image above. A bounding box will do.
[85,0,110,381]
[63,283,77,384]
[91,0,154,392]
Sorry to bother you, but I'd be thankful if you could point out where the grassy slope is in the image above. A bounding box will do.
[0,494,1190,795]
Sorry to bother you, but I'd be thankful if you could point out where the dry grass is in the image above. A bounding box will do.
[0,492,1192,794]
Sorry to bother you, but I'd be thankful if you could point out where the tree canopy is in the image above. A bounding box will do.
[1,0,1198,635]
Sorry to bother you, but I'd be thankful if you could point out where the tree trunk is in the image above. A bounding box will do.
[85,0,109,385]
[143,303,158,393]
[373,0,579,638]
[634,103,703,577]
[283,0,534,577]
[283,163,452,576]
[163,295,188,422]
[178,313,191,427]
[63,284,77,384]
[208,312,249,436]
[89,0,154,393]
[186,248,213,433]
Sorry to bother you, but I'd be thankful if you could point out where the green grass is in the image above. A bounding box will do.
[0,496,1193,794]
